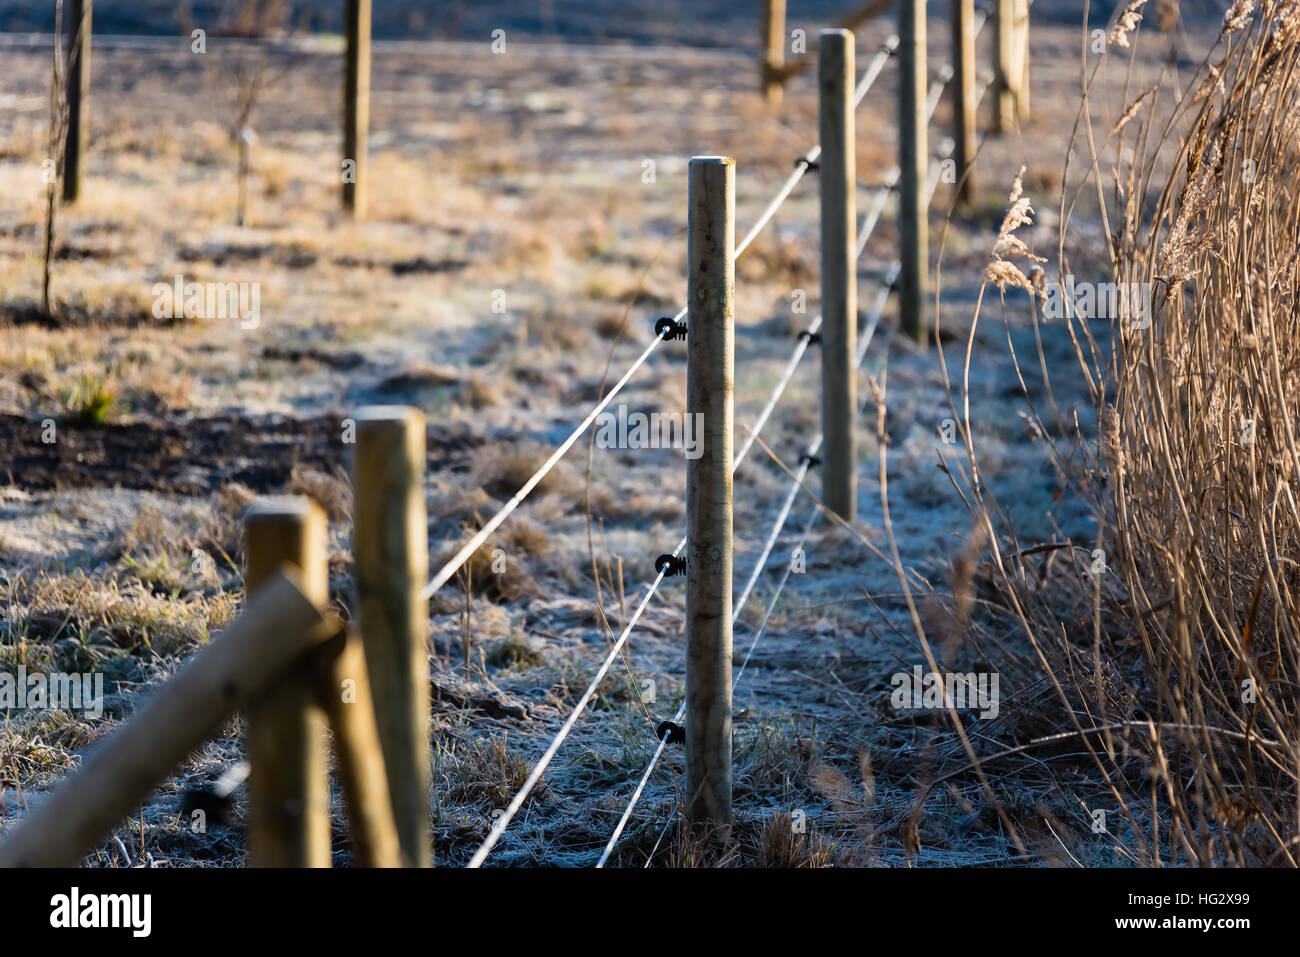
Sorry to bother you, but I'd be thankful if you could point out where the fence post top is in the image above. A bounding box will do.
[245,495,326,522]
[689,155,734,168]
[820,27,854,40]
[352,404,425,426]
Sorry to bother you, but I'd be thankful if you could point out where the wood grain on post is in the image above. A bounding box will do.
[951,0,977,206]
[342,0,371,216]
[685,156,735,827]
[0,572,331,868]
[899,0,929,342]
[818,29,857,522]
[62,0,91,204]
[760,0,786,105]
[244,497,332,867]
[352,406,432,867]
[310,627,403,867]
[994,0,1017,134]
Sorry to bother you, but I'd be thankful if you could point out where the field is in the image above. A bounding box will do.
[1,0,1296,878]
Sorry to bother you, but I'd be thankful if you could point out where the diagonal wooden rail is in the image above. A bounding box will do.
[0,571,339,867]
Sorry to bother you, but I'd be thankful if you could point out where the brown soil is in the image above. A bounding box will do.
[0,412,481,494]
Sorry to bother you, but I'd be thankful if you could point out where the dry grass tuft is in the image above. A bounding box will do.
[442,736,541,809]
[750,811,839,868]
[469,442,580,503]
[287,465,352,524]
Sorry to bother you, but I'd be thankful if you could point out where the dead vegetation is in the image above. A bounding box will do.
[944,0,1300,866]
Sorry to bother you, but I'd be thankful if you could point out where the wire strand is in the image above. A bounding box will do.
[852,35,900,109]
[465,548,682,868]
[420,326,672,602]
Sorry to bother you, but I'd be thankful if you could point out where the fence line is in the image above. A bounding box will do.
[0,8,1017,870]
[593,95,991,861]
[422,13,990,611]
[472,17,998,865]
[461,31,951,866]
[477,29,994,858]
[595,255,895,866]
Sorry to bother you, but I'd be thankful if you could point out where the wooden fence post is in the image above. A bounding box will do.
[343,0,371,216]
[818,29,856,521]
[760,0,787,105]
[899,0,928,342]
[951,0,977,206]
[685,156,734,827]
[244,497,333,867]
[62,0,91,204]
[994,0,1016,134]
[352,406,432,867]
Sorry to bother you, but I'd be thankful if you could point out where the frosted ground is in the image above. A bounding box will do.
[0,12,1207,864]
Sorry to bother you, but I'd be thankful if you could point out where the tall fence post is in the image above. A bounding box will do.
[994,0,1017,134]
[760,0,787,105]
[899,0,929,342]
[818,29,857,521]
[244,497,333,867]
[62,0,91,204]
[352,406,432,867]
[951,0,977,206]
[685,156,735,828]
[343,0,371,216]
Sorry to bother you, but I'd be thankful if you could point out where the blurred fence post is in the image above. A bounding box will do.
[900,0,928,342]
[685,156,735,827]
[62,0,91,204]
[818,29,857,521]
[760,0,787,105]
[994,0,1016,133]
[244,497,333,867]
[1016,0,1030,121]
[343,0,371,215]
[352,406,432,867]
[951,0,977,206]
